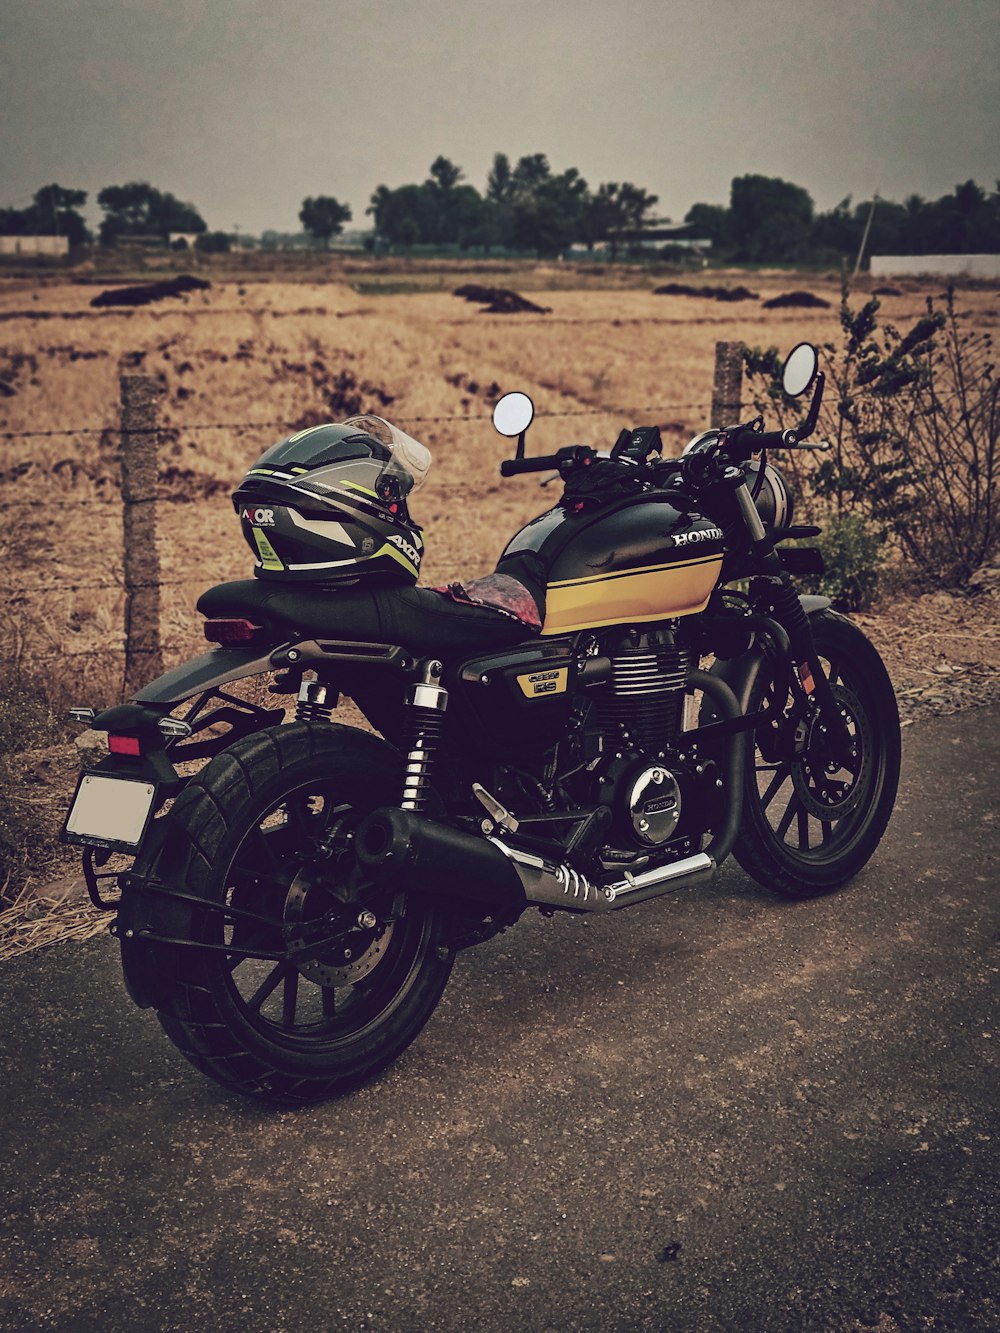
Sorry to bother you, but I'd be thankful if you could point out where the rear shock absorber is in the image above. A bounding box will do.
[401,659,448,812]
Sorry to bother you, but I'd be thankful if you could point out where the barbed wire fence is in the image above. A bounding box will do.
[1,342,745,701]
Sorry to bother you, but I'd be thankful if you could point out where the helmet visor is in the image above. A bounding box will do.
[342,415,431,493]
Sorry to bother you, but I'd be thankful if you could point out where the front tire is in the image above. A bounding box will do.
[733,610,901,898]
[132,723,453,1104]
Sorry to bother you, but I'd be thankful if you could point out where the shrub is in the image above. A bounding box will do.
[745,283,999,586]
[809,513,883,611]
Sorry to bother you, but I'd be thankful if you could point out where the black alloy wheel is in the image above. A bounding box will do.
[134,723,453,1103]
[733,609,901,898]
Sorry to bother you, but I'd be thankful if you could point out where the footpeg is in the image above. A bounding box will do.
[472,783,520,834]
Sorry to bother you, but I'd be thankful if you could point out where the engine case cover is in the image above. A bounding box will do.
[626,764,683,846]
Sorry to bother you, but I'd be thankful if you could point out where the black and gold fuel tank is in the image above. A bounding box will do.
[497,493,724,636]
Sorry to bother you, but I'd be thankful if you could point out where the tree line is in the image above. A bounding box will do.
[685,175,1000,262]
[360,154,658,257]
[3,165,999,263]
[0,181,227,251]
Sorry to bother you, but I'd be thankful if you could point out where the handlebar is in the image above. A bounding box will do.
[727,425,800,455]
[500,454,564,477]
[500,444,598,477]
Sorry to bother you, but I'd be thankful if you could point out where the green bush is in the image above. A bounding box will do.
[810,514,883,611]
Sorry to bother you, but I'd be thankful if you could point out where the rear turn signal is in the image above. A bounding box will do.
[203,618,263,645]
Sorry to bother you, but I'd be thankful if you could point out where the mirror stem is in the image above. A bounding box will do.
[799,371,825,440]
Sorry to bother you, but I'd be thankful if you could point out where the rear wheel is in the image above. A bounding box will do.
[134,723,453,1104]
[733,610,901,898]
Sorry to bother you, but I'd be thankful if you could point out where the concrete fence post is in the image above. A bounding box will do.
[711,341,745,428]
[119,373,163,700]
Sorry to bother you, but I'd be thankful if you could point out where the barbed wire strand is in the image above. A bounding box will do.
[0,404,713,442]
[0,384,979,444]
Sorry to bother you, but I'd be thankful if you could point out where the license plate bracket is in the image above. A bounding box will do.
[63,772,158,852]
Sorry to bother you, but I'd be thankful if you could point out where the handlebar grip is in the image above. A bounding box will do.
[500,454,561,477]
[732,426,798,453]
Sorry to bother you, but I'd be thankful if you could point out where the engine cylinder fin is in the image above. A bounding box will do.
[596,634,690,753]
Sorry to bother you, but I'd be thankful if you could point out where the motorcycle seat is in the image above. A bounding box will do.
[197,578,536,659]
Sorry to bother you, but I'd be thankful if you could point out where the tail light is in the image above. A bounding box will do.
[108,735,142,756]
[203,618,263,645]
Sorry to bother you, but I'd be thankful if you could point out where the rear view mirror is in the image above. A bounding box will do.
[492,392,534,438]
[782,343,819,398]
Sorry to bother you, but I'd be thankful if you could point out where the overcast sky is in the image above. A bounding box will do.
[2,0,997,234]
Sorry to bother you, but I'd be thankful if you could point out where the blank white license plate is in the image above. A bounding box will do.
[64,773,157,850]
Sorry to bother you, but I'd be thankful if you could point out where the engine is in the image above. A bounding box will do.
[562,626,720,871]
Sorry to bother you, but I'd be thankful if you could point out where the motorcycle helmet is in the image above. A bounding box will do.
[232,415,430,585]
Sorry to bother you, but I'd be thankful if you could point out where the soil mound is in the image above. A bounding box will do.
[872,286,903,297]
[762,290,831,309]
[90,275,212,309]
[454,285,550,314]
[653,283,758,302]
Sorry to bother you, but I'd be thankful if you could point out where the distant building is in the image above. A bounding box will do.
[573,218,712,257]
[0,235,69,256]
[169,232,203,249]
[871,254,1000,279]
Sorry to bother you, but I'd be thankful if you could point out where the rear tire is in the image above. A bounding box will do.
[733,610,901,899]
[133,723,453,1104]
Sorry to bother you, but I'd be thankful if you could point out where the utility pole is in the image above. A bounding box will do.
[853,192,879,279]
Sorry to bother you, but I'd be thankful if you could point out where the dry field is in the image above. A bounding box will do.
[1,260,998,926]
[4,261,997,704]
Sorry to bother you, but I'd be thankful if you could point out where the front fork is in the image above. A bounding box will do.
[731,476,854,767]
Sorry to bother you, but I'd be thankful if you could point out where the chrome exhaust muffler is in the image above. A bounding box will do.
[356,807,716,915]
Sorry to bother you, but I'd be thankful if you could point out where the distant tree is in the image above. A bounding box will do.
[582,181,658,256]
[31,184,90,244]
[510,165,589,256]
[729,174,814,261]
[811,196,857,255]
[581,182,623,250]
[511,154,552,193]
[299,195,352,248]
[97,182,206,245]
[0,183,90,244]
[367,162,486,249]
[195,230,231,253]
[683,200,731,251]
[486,153,514,204]
[427,156,463,192]
[368,151,657,258]
[368,182,437,247]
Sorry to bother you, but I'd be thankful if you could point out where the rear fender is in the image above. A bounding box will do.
[134,647,278,705]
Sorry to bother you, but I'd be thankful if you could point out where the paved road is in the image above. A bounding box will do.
[1,707,997,1332]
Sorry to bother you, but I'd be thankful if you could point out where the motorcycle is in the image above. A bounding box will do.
[62,342,900,1104]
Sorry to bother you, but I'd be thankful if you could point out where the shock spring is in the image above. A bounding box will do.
[401,659,448,812]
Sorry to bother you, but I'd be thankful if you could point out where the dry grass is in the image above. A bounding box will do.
[0,873,107,961]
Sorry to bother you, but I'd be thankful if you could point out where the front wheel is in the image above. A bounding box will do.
[131,723,453,1104]
[733,610,901,898]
